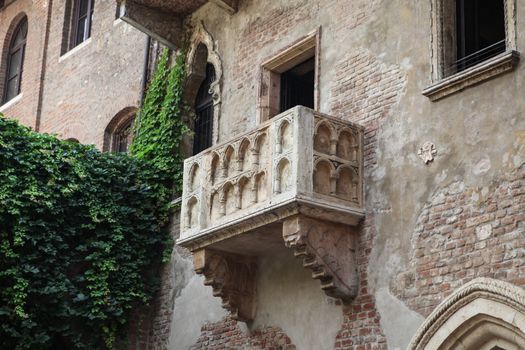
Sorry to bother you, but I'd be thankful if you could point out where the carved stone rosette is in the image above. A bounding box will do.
[193,249,257,322]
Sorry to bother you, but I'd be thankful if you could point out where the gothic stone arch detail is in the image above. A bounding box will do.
[408,278,525,350]
[186,21,223,145]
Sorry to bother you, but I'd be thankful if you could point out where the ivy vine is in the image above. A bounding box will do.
[0,116,172,349]
[131,47,190,195]
[0,46,190,349]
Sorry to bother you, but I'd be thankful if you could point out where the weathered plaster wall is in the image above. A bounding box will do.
[143,0,525,349]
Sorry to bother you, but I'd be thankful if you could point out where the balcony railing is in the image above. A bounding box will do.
[178,106,364,250]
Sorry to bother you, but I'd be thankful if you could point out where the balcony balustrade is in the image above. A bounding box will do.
[178,106,364,321]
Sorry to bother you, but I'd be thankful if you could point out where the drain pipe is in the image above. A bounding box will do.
[35,0,54,132]
[135,34,151,130]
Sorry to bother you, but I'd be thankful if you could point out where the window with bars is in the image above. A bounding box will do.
[193,63,215,155]
[452,0,506,75]
[2,16,27,104]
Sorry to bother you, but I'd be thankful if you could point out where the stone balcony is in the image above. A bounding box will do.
[178,106,364,321]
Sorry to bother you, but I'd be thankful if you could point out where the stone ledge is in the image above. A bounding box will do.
[423,50,520,102]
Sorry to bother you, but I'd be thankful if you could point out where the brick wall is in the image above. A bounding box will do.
[190,317,295,350]
[0,0,146,148]
[393,166,525,317]
[40,0,146,148]
[0,0,48,128]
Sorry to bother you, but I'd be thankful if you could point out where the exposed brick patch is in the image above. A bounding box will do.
[190,317,295,350]
[335,214,387,350]
[393,166,525,317]
[329,49,406,171]
[326,0,380,34]
[233,1,314,90]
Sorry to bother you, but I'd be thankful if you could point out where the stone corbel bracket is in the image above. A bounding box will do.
[283,215,359,302]
[193,249,257,321]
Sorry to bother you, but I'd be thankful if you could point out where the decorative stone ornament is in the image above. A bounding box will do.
[178,106,365,321]
[407,278,525,350]
[418,142,437,164]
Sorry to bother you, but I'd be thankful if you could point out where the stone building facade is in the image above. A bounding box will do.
[0,0,147,149]
[3,0,525,349]
[120,0,525,349]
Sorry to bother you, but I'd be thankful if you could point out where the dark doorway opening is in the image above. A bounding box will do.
[193,63,215,155]
[455,0,506,72]
[279,56,315,113]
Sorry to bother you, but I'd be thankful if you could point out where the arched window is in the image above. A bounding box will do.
[103,107,136,153]
[3,16,27,104]
[112,117,134,153]
[193,63,215,155]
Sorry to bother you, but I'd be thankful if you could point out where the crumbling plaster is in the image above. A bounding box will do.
[163,0,525,348]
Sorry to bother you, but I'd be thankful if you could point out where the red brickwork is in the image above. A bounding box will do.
[0,0,145,147]
[0,0,48,128]
[335,215,387,350]
[330,49,406,171]
[329,41,406,350]
[190,317,295,350]
[393,166,525,317]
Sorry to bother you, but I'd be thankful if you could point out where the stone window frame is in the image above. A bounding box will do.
[257,28,321,124]
[185,21,223,149]
[0,13,28,108]
[423,0,519,101]
[407,278,525,350]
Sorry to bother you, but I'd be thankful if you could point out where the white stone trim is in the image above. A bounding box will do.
[422,50,520,101]
[59,38,92,63]
[0,93,22,113]
[425,0,518,101]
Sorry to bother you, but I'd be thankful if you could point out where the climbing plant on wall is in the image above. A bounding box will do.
[130,47,190,194]
[0,115,173,349]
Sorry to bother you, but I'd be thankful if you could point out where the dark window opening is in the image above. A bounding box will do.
[279,56,315,113]
[112,117,134,153]
[455,0,505,73]
[3,17,27,104]
[73,0,95,48]
[193,63,215,155]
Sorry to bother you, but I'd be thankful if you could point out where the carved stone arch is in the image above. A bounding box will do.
[187,162,201,193]
[236,138,251,172]
[408,278,525,350]
[209,151,221,184]
[313,158,336,196]
[314,120,337,155]
[186,21,223,145]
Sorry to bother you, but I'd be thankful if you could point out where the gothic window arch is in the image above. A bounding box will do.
[408,278,525,350]
[1,15,27,104]
[185,22,223,156]
[193,63,215,154]
[103,107,137,153]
